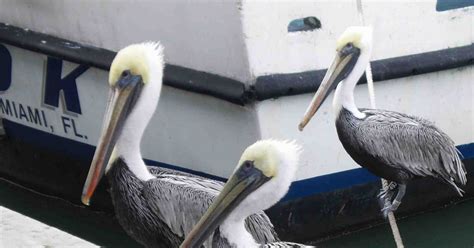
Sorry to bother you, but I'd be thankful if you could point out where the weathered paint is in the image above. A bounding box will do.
[240,0,473,77]
[2,1,472,84]
[0,33,473,193]
[256,66,473,180]
[0,44,260,179]
[0,0,251,83]
[0,1,473,240]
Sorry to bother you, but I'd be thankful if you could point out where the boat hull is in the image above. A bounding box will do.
[1,0,473,241]
[1,42,473,241]
[1,124,473,242]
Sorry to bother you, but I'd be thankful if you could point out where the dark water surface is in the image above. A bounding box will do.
[317,199,474,248]
[2,175,473,248]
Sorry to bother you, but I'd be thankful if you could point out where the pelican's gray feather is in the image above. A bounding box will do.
[262,241,315,247]
[145,172,278,247]
[336,108,466,194]
[108,158,278,248]
[144,174,221,247]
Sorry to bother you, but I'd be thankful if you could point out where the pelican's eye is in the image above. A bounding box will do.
[236,160,256,179]
[121,70,131,78]
[339,42,359,58]
[242,160,254,171]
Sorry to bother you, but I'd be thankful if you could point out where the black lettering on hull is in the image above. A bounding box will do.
[0,98,48,128]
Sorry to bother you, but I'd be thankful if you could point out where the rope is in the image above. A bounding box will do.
[356,1,404,247]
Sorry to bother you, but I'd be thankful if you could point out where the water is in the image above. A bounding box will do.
[317,199,474,248]
[1,176,473,247]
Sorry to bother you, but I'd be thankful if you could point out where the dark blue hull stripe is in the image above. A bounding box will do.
[3,119,474,201]
[1,119,227,182]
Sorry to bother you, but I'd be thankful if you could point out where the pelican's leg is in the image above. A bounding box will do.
[381,184,406,217]
[377,181,397,208]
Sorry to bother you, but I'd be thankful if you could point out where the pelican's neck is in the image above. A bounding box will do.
[112,78,161,181]
[332,49,371,120]
[114,123,154,181]
[333,81,365,119]
[220,214,258,248]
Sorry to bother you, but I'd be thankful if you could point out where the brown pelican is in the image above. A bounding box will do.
[298,27,467,216]
[180,140,314,248]
[81,42,278,247]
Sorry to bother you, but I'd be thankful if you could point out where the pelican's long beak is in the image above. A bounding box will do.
[180,165,271,248]
[81,72,143,205]
[298,45,360,131]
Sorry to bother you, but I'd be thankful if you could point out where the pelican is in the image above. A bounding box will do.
[298,27,467,216]
[180,140,314,248]
[81,42,278,247]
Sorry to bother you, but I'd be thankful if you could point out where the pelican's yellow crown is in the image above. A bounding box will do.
[109,42,164,85]
[238,140,301,178]
[336,26,372,51]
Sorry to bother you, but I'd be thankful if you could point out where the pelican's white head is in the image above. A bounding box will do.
[109,42,164,86]
[108,42,164,157]
[299,26,373,130]
[82,42,164,205]
[180,139,302,248]
[231,139,301,218]
[336,26,372,54]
